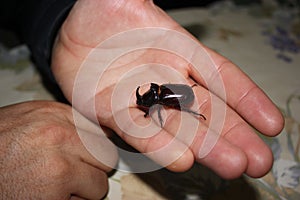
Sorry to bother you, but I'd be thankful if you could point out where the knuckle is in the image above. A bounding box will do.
[45,155,73,181]
[37,123,71,146]
[27,101,72,123]
[24,103,77,147]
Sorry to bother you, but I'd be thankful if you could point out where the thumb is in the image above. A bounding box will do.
[71,108,119,172]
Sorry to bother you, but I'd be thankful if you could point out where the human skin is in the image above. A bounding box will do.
[0,101,118,199]
[52,0,284,179]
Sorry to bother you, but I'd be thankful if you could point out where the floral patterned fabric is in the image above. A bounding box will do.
[0,1,299,199]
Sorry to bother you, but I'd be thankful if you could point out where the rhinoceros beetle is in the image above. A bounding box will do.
[136,83,206,127]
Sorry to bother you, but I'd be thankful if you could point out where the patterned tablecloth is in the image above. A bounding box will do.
[1,1,299,199]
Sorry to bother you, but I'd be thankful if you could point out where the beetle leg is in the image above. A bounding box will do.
[138,106,150,118]
[181,107,206,121]
[157,105,164,127]
[195,112,207,121]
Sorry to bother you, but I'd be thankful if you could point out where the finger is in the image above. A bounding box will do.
[166,111,273,178]
[76,130,118,172]
[193,84,274,177]
[188,47,284,136]
[110,107,195,172]
[163,110,248,179]
[223,123,273,178]
[64,109,119,172]
[41,107,113,199]
[70,162,109,200]
[219,108,274,177]
[196,133,248,179]
[164,85,273,178]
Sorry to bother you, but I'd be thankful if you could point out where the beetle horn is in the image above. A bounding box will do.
[136,86,142,104]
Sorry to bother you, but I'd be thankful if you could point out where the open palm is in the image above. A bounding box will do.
[52,0,284,179]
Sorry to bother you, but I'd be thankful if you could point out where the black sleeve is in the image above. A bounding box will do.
[17,0,76,83]
[154,0,220,9]
[1,0,76,83]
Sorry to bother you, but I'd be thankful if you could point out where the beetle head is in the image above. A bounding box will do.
[136,84,158,107]
[150,83,159,93]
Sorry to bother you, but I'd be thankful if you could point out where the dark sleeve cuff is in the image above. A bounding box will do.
[154,0,220,9]
[18,0,76,83]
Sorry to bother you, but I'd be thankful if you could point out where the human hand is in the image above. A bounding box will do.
[52,0,284,179]
[0,101,117,199]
